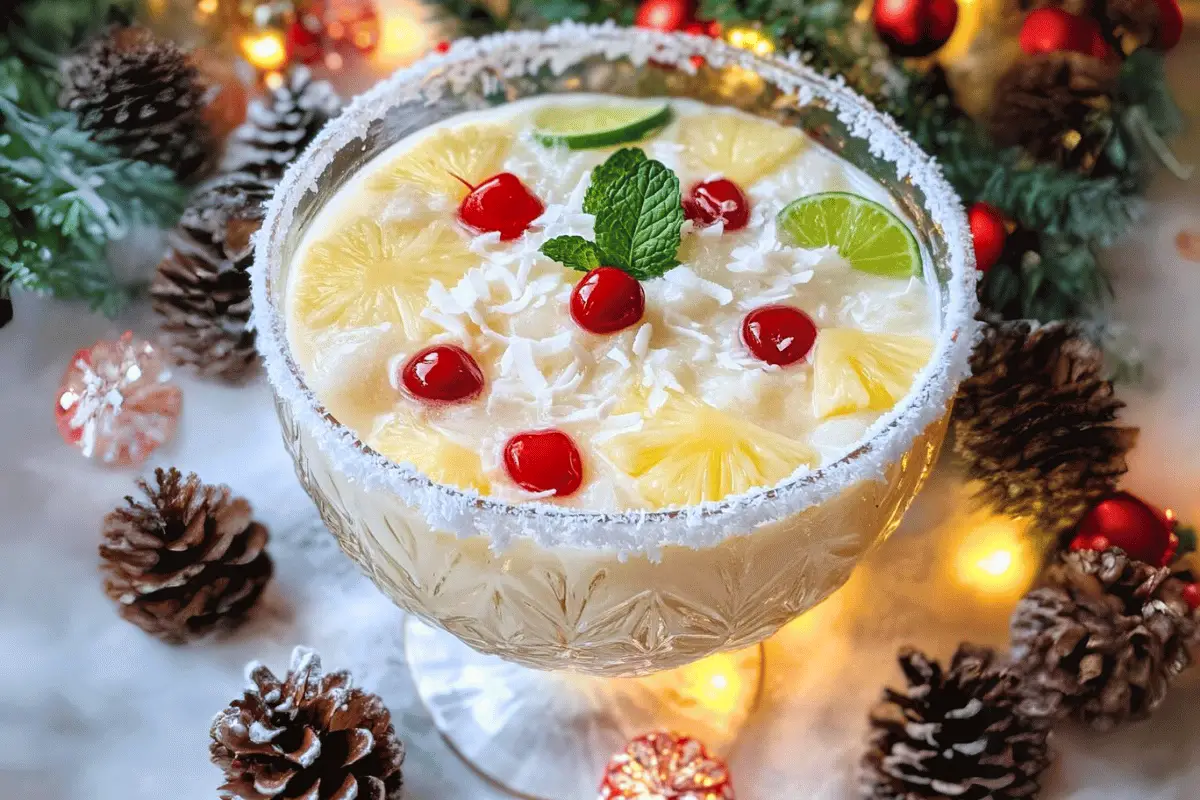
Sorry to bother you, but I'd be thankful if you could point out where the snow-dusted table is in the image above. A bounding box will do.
[4,43,1200,800]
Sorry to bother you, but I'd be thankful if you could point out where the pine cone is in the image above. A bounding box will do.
[211,647,406,800]
[222,66,341,182]
[1011,548,1196,731]
[151,172,273,381]
[953,319,1138,537]
[59,26,214,181]
[100,467,273,644]
[990,52,1118,173]
[861,645,1051,800]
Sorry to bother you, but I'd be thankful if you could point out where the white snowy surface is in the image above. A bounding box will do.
[3,35,1200,800]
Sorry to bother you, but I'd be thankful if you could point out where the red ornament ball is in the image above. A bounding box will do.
[684,179,751,231]
[599,731,735,800]
[1181,583,1200,612]
[571,267,646,335]
[635,0,694,32]
[967,202,1007,273]
[399,345,484,404]
[873,0,959,58]
[458,172,544,241]
[1074,492,1177,566]
[1019,8,1098,56]
[1152,0,1183,50]
[504,430,584,497]
[741,305,818,366]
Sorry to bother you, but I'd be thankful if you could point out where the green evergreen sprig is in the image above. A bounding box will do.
[1,0,186,315]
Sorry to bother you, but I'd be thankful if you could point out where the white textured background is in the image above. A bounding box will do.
[2,36,1199,800]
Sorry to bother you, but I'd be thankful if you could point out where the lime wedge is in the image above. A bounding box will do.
[533,103,672,150]
[776,192,921,278]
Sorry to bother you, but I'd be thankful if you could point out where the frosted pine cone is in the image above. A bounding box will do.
[211,647,406,800]
[861,645,1051,800]
[1011,548,1196,730]
[222,66,341,182]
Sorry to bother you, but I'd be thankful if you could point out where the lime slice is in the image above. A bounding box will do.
[776,192,922,278]
[533,103,672,149]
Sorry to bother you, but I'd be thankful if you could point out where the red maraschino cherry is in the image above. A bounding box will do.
[503,430,584,496]
[683,178,751,231]
[458,172,544,240]
[741,305,819,366]
[570,266,645,334]
[400,344,485,403]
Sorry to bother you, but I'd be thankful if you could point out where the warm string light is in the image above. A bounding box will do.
[240,29,288,70]
[952,515,1038,600]
[726,27,775,56]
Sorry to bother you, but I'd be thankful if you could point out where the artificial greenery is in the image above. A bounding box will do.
[1,0,185,315]
[427,0,1183,325]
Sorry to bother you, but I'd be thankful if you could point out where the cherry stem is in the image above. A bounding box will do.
[449,172,477,192]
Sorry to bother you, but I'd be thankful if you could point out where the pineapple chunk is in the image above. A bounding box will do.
[369,124,513,200]
[604,394,817,507]
[369,415,491,494]
[812,329,933,419]
[680,113,806,186]
[292,218,477,339]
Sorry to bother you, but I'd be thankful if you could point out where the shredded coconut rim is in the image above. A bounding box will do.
[250,23,979,555]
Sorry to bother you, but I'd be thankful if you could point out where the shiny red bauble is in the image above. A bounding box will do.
[635,0,694,32]
[1182,583,1200,612]
[1152,0,1183,50]
[684,179,751,231]
[399,345,485,404]
[967,202,1007,273]
[1072,492,1178,566]
[570,267,646,335]
[458,172,544,241]
[873,0,959,58]
[503,430,584,496]
[741,305,819,367]
[1019,8,1104,57]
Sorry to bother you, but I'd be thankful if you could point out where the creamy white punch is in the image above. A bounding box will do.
[285,94,938,511]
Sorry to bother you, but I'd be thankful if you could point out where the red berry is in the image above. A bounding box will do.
[967,202,1007,273]
[1182,583,1200,611]
[873,0,959,58]
[635,0,693,31]
[503,430,584,496]
[458,172,544,241]
[742,305,819,367]
[1089,535,1112,552]
[684,21,706,35]
[1019,8,1093,55]
[684,179,751,231]
[435,39,451,53]
[705,20,722,37]
[570,267,646,335]
[1152,0,1183,50]
[400,345,484,404]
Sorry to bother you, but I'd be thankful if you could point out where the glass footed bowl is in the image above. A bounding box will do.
[252,23,978,680]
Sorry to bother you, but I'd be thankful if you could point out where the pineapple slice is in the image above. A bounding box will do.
[680,113,806,186]
[812,329,934,419]
[293,218,477,339]
[369,414,491,494]
[604,394,817,507]
[369,124,513,200]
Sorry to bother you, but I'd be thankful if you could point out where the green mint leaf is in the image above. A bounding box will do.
[583,147,647,215]
[540,235,604,272]
[594,159,683,280]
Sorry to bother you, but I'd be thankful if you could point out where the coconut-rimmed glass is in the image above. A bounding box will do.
[252,22,977,799]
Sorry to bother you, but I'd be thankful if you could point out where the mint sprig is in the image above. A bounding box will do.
[542,147,683,281]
